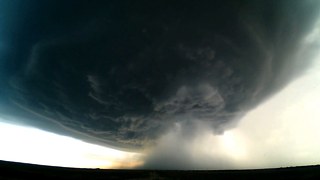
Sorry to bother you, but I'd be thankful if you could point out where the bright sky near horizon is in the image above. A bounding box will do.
[0,121,143,169]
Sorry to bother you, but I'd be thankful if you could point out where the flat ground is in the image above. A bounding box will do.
[0,160,319,179]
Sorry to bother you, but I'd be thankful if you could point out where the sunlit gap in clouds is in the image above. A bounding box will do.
[196,48,320,169]
[0,121,143,169]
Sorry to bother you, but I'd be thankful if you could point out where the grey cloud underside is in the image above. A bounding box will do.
[2,0,319,149]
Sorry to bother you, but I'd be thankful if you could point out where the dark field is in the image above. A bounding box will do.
[0,160,319,180]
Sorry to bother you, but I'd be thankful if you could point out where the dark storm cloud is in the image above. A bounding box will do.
[0,0,319,151]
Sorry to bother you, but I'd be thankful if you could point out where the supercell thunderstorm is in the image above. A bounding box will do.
[0,0,319,152]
